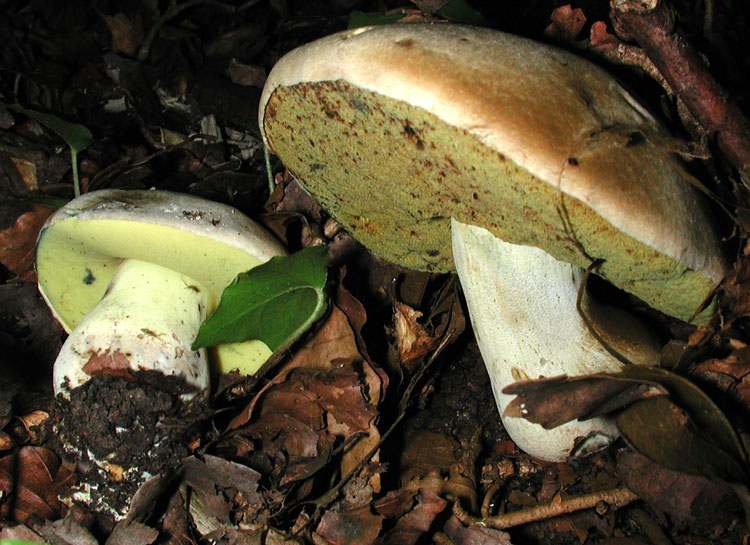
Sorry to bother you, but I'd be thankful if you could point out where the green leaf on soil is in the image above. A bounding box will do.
[192,245,328,352]
[435,0,488,25]
[5,103,93,152]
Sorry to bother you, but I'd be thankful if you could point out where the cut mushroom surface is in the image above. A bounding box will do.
[259,24,727,460]
[259,23,725,323]
[36,189,287,394]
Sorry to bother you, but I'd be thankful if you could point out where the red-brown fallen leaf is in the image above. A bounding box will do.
[589,20,621,48]
[181,455,264,531]
[394,303,439,369]
[228,296,371,431]
[399,430,459,483]
[372,488,417,520]
[0,446,70,523]
[315,505,383,545]
[106,521,159,545]
[502,374,661,429]
[226,59,266,88]
[376,488,448,545]
[240,364,377,486]
[0,204,56,282]
[443,514,513,545]
[0,523,45,543]
[103,12,143,56]
[617,447,739,521]
[544,4,586,41]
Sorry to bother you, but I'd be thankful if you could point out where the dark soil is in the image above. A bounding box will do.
[51,373,209,523]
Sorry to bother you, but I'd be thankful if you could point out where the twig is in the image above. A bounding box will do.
[457,486,638,530]
[610,0,750,177]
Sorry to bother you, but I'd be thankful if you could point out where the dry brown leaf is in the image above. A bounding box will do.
[226,59,266,88]
[503,375,661,429]
[544,4,587,41]
[103,13,143,56]
[443,514,513,545]
[399,430,459,483]
[617,447,739,521]
[377,488,448,545]
[0,523,45,543]
[0,204,56,282]
[182,455,263,529]
[0,446,67,523]
[315,505,383,545]
[394,303,439,369]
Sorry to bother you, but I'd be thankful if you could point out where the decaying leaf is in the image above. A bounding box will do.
[33,508,99,545]
[0,204,56,282]
[503,366,750,497]
[375,488,448,545]
[0,446,69,523]
[616,396,747,484]
[394,303,440,369]
[103,12,143,56]
[617,447,739,521]
[544,4,586,41]
[181,455,264,537]
[503,373,664,429]
[315,505,383,545]
[443,514,513,545]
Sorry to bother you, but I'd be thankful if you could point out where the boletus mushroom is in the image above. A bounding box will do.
[35,189,286,518]
[258,24,727,461]
[37,189,286,394]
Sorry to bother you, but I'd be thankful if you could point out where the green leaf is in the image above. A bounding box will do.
[5,103,93,152]
[436,0,488,26]
[192,246,328,352]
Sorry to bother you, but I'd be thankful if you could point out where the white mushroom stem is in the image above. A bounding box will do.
[451,219,660,461]
[53,259,214,398]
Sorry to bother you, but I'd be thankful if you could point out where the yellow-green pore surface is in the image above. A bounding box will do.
[264,81,715,322]
[36,218,265,331]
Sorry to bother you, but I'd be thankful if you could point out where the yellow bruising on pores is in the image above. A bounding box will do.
[36,218,272,374]
[264,81,716,322]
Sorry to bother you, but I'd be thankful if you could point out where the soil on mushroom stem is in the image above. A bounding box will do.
[50,373,210,522]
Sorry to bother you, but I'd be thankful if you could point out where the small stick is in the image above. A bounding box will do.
[458,486,638,530]
[610,0,750,176]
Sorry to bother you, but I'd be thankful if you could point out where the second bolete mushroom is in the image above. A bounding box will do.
[35,189,287,518]
[36,189,287,396]
[258,24,727,461]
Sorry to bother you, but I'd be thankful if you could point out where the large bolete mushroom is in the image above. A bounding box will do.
[259,24,727,461]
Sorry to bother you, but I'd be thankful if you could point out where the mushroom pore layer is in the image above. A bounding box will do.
[263,80,718,322]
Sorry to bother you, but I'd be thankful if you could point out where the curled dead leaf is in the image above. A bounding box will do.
[544,4,587,41]
[0,446,70,523]
[0,204,56,282]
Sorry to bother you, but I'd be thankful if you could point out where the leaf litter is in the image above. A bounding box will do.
[2,0,750,544]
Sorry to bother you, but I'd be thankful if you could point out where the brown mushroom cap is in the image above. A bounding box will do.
[259,24,726,322]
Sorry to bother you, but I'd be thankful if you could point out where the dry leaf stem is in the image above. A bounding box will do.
[456,486,638,530]
[610,0,750,175]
